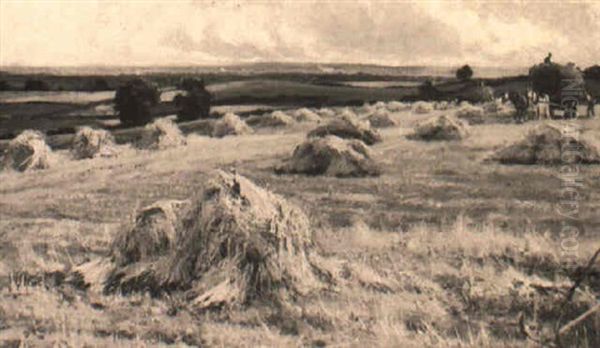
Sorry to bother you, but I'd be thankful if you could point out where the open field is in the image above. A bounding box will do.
[1,102,599,346]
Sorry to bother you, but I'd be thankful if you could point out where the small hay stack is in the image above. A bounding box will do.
[2,130,52,172]
[246,110,295,128]
[366,109,397,128]
[491,123,600,165]
[276,136,380,177]
[308,112,382,145]
[317,108,336,118]
[71,127,117,159]
[454,103,485,124]
[412,101,434,114]
[292,108,321,123]
[434,101,451,110]
[136,118,187,150]
[386,101,411,112]
[76,170,326,308]
[211,113,253,138]
[410,114,470,141]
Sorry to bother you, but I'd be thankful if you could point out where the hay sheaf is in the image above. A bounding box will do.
[365,109,397,128]
[276,136,381,177]
[292,108,322,123]
[386,101,411,112]
[246,110,295,128]
[136,118,187,150]
[412,101,434,114]
[71,127,117,159]
[73,170,332,309]
[454,103,485,124]
[410,114,470,141]
[211,113,253,138]
[308,112,382,145]
[2,130,52,172]
[491,123,600,165]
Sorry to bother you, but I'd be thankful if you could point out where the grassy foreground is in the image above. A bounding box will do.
[1,109,599,347]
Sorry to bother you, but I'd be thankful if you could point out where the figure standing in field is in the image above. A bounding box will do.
[537,93,551,119]
[544,52,552,64]
[587,93,596,118]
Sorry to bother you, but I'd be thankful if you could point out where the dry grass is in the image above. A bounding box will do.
[1,109,600,346]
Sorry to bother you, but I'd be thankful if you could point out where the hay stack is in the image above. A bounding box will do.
[454,103,485,124]
[366,109,397,128]
[434,101,451,110]
[317,108,336,118]
[137,118,187,150]
[308,112,382,145]
[292,108,321,123]
[246,110,295,128]
[386,101,411,112]
[491,124,600,165]
[483,100,514,117]
[71,127,117,159]
[410,114,470,141]
[112,200,191,266]
[2,130,51,172]
[276,136,380,177]
[211,113,253,138]
[76,170,325,308]
[412,101,434,114]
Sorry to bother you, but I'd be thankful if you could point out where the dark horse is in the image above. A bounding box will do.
[508,91,529,123]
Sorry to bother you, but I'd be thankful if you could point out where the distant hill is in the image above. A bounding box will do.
[0,62,528,79]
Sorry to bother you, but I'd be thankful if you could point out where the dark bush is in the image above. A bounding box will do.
[456,65,473,81]
[175,78,212,121]
[0,80,11,91]
[23,79,50,91]
[114,78,160,127]
[87,78,111,91]
[584,65,600,80]
[418,80,441,100]
[529,62,584,100]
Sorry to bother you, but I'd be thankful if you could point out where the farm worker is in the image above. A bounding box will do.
[544,52,552,64]
[537,94,550,119]
[587,94,596,118]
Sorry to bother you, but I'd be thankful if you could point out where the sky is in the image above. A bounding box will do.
[1,0,599,68]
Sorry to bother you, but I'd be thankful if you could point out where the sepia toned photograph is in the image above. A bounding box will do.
[0,1,599,347]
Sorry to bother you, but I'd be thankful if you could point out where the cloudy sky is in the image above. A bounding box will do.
[1,0,598,68]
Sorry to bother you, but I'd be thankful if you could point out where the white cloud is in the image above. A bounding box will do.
[0,0,597,67]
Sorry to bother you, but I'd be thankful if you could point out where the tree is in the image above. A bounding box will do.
[175,77,212,121]
[583,65,600,80]
[456,65,473,81]
[418,79,441,100]
[114,78,160,127]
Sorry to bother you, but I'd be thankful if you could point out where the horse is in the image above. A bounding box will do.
[508,91,529,123]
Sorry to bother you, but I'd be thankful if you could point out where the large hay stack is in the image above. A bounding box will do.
[71,127,117,159]
[308,112,382,145]
[366,109,397,128]
[246,110,295,128]
[2,130,52,172]
[276,136,380,177]
[75,170,326,308]
[211,113,253,138]
[491,124,600,165]
[410,115,470,141]
[136,118,187,150]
